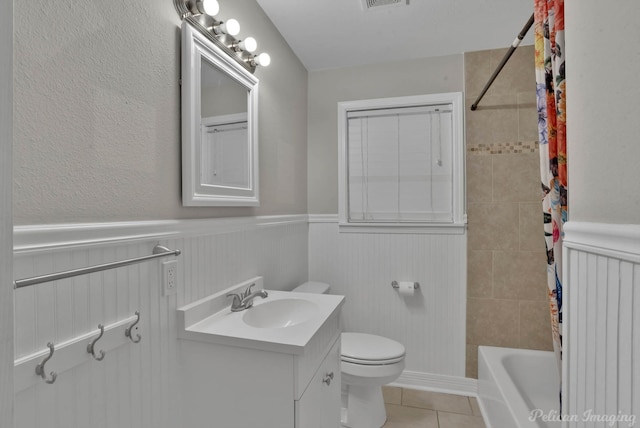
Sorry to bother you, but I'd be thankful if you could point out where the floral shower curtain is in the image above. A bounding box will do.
[535,0,566,391]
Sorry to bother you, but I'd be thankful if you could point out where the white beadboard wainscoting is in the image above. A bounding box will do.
[308,215,472,394]
[12,215,308,428]
[563,222,640,427]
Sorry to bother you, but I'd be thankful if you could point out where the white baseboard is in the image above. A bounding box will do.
[390,370,478,396]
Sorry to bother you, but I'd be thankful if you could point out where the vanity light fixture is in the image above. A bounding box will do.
[174,0,271,73]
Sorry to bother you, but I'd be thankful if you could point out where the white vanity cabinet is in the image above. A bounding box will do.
[179,329,341,428]
[295,338,341,428]
[177,281,344,428]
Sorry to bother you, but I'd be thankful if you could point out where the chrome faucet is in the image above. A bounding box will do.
[227,283,268,312]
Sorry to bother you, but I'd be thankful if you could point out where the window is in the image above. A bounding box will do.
[338,93,465,233]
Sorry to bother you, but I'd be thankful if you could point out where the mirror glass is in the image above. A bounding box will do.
[181,22,259,206]
[200,59,249,189]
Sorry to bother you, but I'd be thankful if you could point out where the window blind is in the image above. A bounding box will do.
[346,104,453,223]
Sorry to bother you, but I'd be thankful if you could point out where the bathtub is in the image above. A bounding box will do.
[478,346,561,428]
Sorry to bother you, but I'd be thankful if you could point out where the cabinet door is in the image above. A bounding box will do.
[295,339,341,428]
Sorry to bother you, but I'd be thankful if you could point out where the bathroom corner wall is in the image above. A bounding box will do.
[13,0,308,225]
[464,46,553,378]
[564,1,640,421]
[307,56,468,386]
[12,217,308,428]
[307,54,464,214]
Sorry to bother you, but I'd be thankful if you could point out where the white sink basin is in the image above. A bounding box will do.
[242,298,319,328]
[177,278,345,354]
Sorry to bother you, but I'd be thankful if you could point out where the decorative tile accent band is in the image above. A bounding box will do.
[467,141,539,155]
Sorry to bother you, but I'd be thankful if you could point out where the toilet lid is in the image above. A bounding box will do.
[341,332,405,365]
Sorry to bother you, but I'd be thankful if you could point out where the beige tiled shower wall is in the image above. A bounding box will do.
[464,46,553,378]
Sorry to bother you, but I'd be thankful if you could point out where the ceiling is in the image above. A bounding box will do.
[255,0,535,71]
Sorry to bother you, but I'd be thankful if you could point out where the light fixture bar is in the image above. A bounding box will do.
[173,0,271,73]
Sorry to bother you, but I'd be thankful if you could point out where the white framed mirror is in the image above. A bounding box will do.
[181,21,259,206]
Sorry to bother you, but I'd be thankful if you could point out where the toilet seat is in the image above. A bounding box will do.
[341,354,405,365]
[341,332,405,365]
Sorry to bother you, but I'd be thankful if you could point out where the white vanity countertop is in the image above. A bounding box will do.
[177,280,344,355]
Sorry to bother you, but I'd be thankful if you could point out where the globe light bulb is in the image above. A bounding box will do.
[255,52,271,67]
[241,37,258,53]
[224,19,240,36]
[197,0,219,16]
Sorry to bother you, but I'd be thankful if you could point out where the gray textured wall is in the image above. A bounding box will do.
[14,0,308,224]
[0,0,14,425]
[307,55,465,214]
[566,0,640,224]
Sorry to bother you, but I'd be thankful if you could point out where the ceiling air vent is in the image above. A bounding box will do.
[361,0,408,11]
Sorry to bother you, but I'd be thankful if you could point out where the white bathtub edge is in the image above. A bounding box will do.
[476,392,496,428]
[478,346,519,427]
[478,346,560,428]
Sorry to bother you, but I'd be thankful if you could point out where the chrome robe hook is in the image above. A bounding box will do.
[87,324,106,361]
[35,342,57,384]
[125,311,141,343]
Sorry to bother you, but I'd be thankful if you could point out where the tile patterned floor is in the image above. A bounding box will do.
[381,387,486,428]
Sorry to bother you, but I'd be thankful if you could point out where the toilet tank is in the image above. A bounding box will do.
[292,281,330,294]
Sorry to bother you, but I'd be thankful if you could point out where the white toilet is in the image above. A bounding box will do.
[292,281,406,428]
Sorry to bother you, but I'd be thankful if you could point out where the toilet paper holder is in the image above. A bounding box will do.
[391,281,420,290]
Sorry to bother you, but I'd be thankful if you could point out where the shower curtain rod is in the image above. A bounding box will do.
[470,13,535,111]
